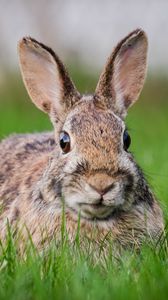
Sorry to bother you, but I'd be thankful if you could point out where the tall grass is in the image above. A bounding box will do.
[0,220,168,300]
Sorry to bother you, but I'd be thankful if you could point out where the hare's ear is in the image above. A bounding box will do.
[95,29,148,118]
[18,37,80,118]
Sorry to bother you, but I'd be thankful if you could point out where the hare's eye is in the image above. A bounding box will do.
[123,130,131,151]
[60,131,71,154]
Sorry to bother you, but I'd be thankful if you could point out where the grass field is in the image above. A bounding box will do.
[0,69,168,299]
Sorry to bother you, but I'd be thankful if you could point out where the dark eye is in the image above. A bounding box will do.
[59,131,71,153]
[123,130,131,151]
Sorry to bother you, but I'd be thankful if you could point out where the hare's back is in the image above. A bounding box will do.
[0,132,55,205]
[0,132,55,163]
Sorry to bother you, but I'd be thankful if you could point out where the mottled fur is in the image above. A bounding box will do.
[0,29,164,251]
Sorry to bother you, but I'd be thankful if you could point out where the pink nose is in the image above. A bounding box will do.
[89,183,114,196]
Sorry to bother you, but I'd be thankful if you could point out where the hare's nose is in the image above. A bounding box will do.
[89,183,114,196]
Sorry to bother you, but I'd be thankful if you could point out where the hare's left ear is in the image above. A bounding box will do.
[95,29,148,118]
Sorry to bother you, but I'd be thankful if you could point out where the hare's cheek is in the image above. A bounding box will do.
[62,189,86,212]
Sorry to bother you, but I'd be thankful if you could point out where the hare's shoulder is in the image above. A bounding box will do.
[0,132,55,156]
[0,132,55,176]
[0,132,56,205]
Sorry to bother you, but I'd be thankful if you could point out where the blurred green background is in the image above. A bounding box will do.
[0,68,168,211]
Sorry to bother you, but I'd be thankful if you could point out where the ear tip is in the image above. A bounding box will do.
[119,28,148,53]
[133,28,146,35]
[18,37,47,54]
[17,36,58,63]
[18,36,31,45]
[18,36,34,53]
[130,28,148,43]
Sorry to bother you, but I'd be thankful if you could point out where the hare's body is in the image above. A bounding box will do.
[0,29,164,249]
[0,132,54,211]
[0,127,163,249]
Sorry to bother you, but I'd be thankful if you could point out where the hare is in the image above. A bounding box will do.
[0,29,164,251]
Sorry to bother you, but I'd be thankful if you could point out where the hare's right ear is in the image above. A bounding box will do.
[18,37,80,119]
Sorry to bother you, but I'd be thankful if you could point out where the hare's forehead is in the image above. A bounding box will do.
[65,105,124,138]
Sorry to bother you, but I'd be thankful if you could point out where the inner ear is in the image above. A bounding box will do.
[95,29,148,118]
[18,37,80,116]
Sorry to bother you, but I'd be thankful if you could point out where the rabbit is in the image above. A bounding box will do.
[0,28,164,251]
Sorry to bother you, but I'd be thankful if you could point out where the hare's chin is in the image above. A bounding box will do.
[77,203,114,219]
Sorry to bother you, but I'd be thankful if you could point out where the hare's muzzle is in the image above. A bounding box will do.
[88,182,115,198]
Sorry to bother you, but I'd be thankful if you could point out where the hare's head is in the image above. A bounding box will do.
[18,29,148,219]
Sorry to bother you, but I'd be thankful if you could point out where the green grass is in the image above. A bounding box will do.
[0,69,168,299]
[0,220,168,300]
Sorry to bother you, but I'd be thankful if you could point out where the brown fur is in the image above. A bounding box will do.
[0,29,164,252]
